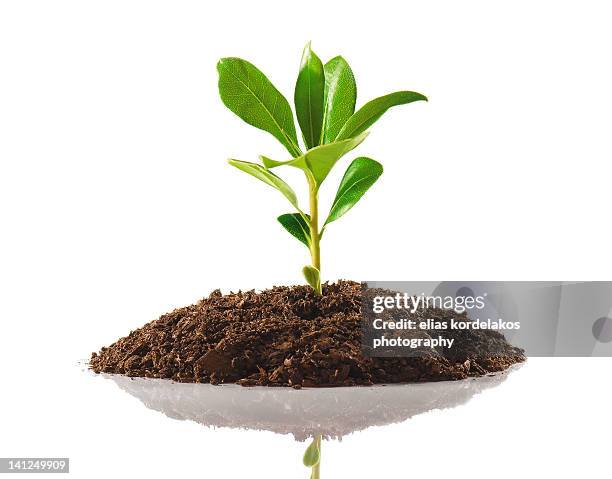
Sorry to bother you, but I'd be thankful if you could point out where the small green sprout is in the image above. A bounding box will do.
[303,434,321,479]
[218,43,426,293]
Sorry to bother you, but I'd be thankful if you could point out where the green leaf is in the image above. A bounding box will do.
[278,213,310,247]
[261,132,368,187]
[302,265,321,294]
[324,157,383,226]
[303,437,320,467]
[228,159,299,210]
[260,154,285,169]
[294,43,325,150]
[217,58,301,157]
[322,56,357,144]
[335,91,427,141]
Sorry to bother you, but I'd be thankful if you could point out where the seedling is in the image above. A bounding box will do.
[303,434,321,479]
[218,43,426,293]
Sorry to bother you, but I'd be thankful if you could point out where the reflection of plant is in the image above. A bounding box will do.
[218,43,426,293]
[303,434,321,479]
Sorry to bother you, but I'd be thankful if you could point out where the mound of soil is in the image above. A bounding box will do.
[90,281,525,387]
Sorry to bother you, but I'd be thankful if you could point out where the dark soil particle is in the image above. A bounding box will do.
[90,281,525,387]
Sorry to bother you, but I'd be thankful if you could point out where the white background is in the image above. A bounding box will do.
[1,1,611,478]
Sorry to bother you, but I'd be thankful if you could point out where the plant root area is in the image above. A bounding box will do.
[90,281,525,387]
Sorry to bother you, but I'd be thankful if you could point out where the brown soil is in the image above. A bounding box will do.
[90,281,525,387]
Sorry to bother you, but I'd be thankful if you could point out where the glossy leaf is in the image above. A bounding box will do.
[303,437,320,467]
[278,213,311,247]
[322,56,357,144]
[302,265,321,294]
[324,157,383,226]
[260,132,368,187]
[335,91,427,141]
[294,43,325,150]
[228,159,299,210]
[218,58,301,157]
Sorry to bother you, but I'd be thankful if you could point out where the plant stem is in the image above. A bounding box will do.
[312,435,321,479]
[307,176,322,294]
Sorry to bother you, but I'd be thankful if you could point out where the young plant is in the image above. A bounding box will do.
[218,43,426,294]
[303,434,321,479]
